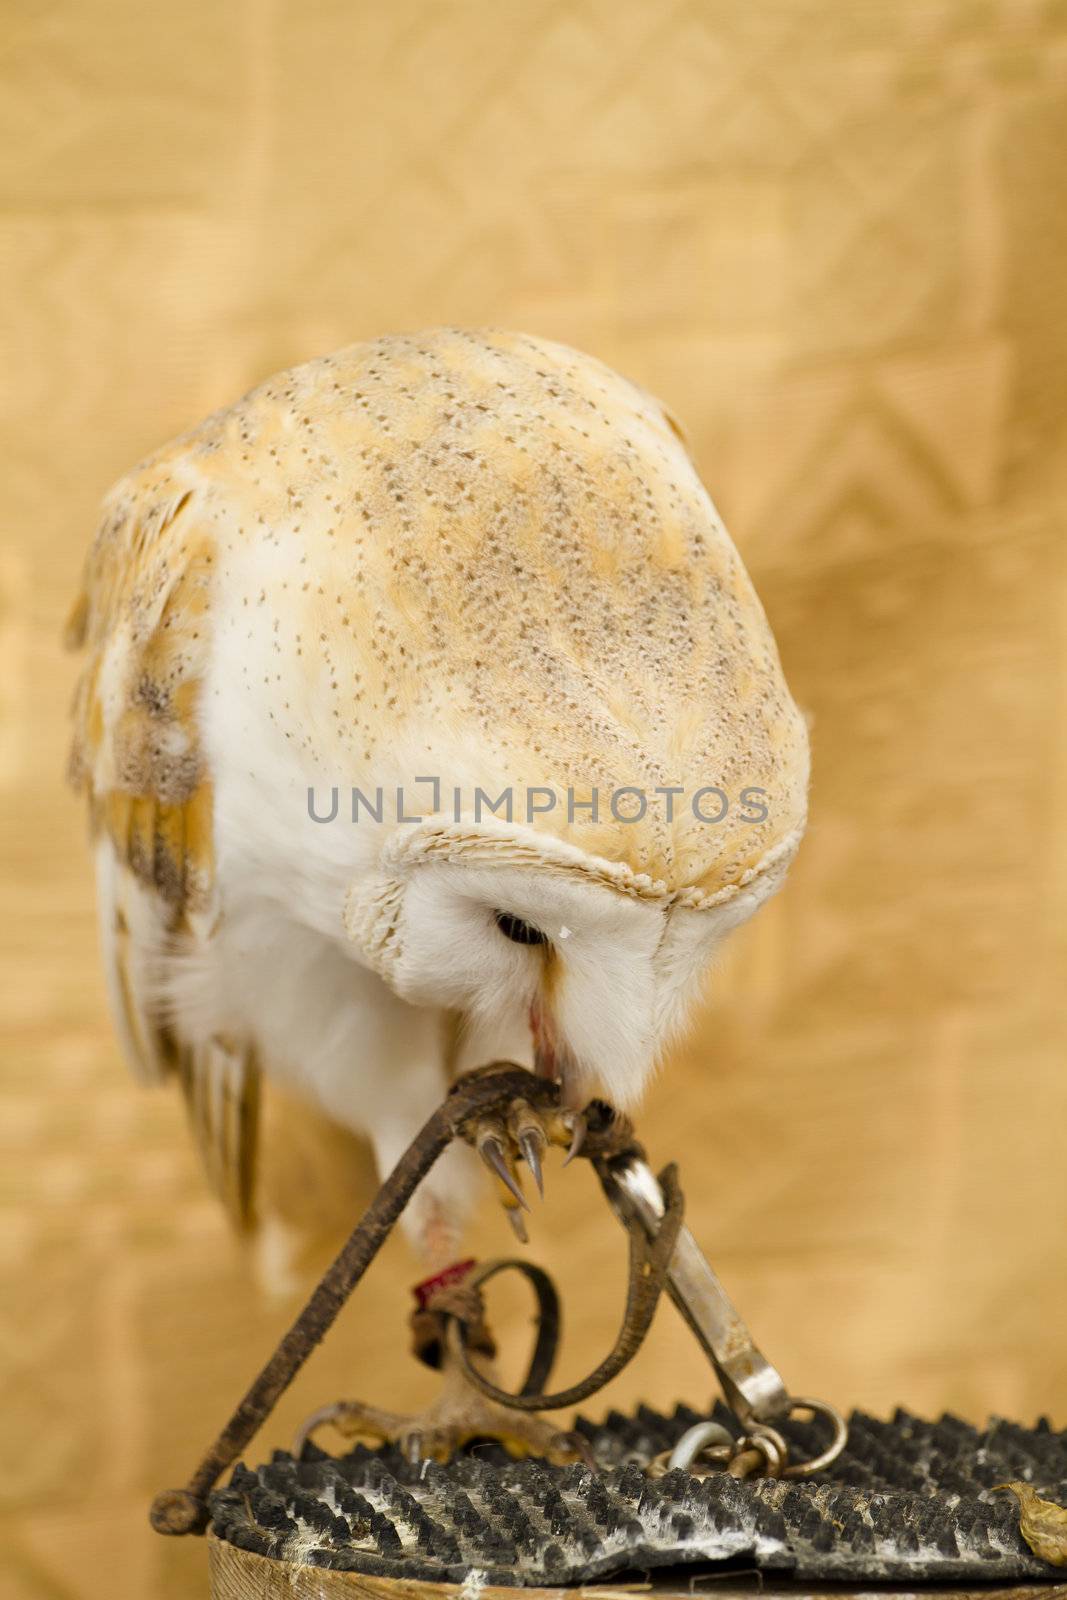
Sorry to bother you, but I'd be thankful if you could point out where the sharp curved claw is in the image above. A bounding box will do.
[518,1129,546,1198]
[506,1207,529,1244]
[562,1112,587,1166]
[478,1132,530,1211]
[292,1399,399,1456]
[292,1402,335,1456]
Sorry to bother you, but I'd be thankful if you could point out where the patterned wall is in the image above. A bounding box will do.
[3,2,1067,1595]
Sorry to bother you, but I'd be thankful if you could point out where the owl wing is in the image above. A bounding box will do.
[66,460,260,1228]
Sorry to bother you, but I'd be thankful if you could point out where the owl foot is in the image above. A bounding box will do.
[467,1093,585,1243]
[293,1360,587,1466]
[294,1259,587,1465]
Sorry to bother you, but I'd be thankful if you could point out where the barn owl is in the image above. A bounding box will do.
[68,329,808,1456]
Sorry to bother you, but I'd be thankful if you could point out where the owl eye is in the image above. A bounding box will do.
[493,910,548,946]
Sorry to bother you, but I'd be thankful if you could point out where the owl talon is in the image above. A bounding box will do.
[476,1127,529,1211]
[507,1099,549,1191]
[292,1398,408,1456]
[506,1207,529,1244]
[521,1132,547,1196]
[517,1128,546,1197]
[562,1112,586,1166]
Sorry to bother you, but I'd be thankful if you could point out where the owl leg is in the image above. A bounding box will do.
[294,1259,587,1465]
[294,1088,590,1465]
[293,1044,586,1463]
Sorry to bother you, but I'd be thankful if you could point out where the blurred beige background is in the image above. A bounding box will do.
[3,0,1067,1595]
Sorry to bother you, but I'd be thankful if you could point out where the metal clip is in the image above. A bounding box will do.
[598,1152,847,1478]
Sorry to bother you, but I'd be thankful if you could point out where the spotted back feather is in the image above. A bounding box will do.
[75,328,806,897]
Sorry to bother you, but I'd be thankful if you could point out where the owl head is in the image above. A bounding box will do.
[343,805,803,1108]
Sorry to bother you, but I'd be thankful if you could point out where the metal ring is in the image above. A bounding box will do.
[746,1421,789,1477]
[779,1396,848,1478]
[667,1420,736,1473]
[735,1431,784,1479]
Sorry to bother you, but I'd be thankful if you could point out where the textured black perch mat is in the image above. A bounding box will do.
[209,1402,1067,1586]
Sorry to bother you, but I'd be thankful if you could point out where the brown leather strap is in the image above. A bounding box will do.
[445,1258,562,1394]
[448,1163,684,1410]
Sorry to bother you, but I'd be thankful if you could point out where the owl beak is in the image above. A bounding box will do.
[530,995,556,1079]
[529,998,582,1109]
